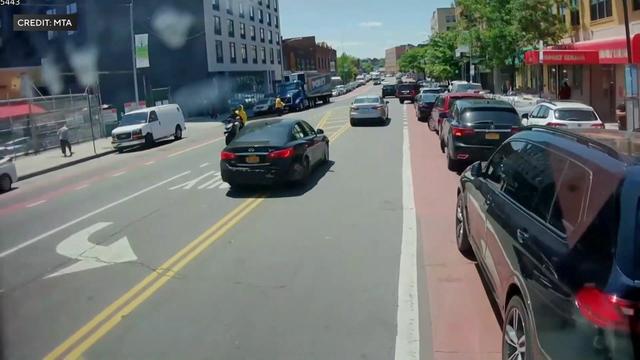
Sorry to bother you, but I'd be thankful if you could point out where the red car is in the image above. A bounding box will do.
[430,92,485,134]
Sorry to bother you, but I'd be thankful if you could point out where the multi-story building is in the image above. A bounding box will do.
[385,44,414,75]
[522,0,640,123]
[430,7,457,34]
[282,36,336,74]
[0,0,284,115]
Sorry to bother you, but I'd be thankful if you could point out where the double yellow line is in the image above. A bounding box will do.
[45,196,265,360]
[46,106,352,360]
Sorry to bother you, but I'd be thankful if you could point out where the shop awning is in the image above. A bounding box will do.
[0,103,47,121]
[524,49,600,65]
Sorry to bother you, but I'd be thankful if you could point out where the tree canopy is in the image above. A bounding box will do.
[337,53,358,82]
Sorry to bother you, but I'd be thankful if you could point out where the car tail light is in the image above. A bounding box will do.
[546,122,568,128]
[591,123,605,129]
[575,286,640,333]
[452,126,475,137]
[351,106,359,111]
[267,147,294,160]
[511,126,521,134]
[456,153,469,159]
[373,105,384,110]
[220,151,236,160]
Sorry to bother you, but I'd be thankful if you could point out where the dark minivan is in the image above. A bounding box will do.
[457,127,640,360]
[441,99,521,171]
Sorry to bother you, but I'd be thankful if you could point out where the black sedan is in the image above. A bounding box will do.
[413,93,438,123]
[382,84,396,98]
[220,118,329,187]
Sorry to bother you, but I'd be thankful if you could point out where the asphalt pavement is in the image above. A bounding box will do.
[0,81,500,360]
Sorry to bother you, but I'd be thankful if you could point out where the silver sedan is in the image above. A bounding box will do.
[349,96,389,126]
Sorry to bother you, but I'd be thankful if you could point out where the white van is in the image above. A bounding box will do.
[111,104,186,152]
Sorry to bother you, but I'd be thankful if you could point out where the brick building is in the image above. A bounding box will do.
[282,36,337,73]
[385,44,415,75]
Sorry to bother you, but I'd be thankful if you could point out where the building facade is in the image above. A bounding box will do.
[281,36,336,73]
[521,0,640,123]
[385,44,414,74]
[0,0,284,116]
[430,7,457,34]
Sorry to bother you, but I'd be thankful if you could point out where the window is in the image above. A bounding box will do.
[277,49,281,64]
[485,141,526,185]
[229,42,237,63]
[634,0,640,11]
[239,2,245,17]
[259,9,264,23]
[215,40,224,63]
[274,0,278,11]
[258,0,262,5]
[267,13,272,26]
[212,0,220,11]
[66,2,77,35]
[228,19,235,37]
[226,0,233,15]
[548,160,591,235]
[214,16,222,35]
[148,111,158,122]
[250,6,255,21]
[538,106,550,119]
[252,45,258,63]
[270,47,274,64]
[276,32,280,45]
[292,123,306,139]
[241,44,248,63]
[267,0,271,9]
[570,0,580,25]
[301,121,315,136]
[261,46,267,64]
[260,28,265,42]
[250,25,256,40]
[590,0,612,20]
[268,30,273,44]
[275,16,279,28]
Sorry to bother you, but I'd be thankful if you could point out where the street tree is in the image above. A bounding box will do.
[422,31,461,81]
[337,52,358,82]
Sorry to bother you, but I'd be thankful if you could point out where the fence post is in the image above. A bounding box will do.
[87,94,97,155]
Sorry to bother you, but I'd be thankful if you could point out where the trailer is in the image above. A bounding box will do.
[278,71,333,111]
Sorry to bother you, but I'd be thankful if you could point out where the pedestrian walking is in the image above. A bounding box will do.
[57,123,72,157]
[558,80,571,100]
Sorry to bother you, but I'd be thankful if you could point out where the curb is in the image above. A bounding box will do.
[18,150,117,181]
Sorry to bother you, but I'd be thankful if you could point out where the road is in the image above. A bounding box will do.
[0,81,500,360]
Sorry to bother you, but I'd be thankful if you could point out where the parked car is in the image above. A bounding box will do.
[396,82,420,104]
[252,97,276,116]
[0,155,17,192]
[450,81,483,93]
[456,127,640,360]
[419,87,443,96]
[522,101,605,129]
[332,85,346,96]
[382,84,396,98]
[350,95,389,126]
[220,118,328,187]
[441,99,521,171]
[111,104,186,152]
[414,93,438,123]
[432,92,486,136]
[0,137,32,156]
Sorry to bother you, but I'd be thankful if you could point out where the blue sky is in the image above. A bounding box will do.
[279,0,453,59]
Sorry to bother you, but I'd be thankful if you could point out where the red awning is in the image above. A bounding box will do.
[570,33,640,64]
[0,103,46,120]
[524,49,600,65]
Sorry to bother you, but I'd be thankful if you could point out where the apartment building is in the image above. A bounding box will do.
[430,7,456,34]
[522,0,640,122]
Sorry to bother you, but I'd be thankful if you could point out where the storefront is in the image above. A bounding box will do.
[524,33,640,123]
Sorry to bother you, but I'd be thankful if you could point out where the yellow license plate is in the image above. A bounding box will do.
[485,133,500,140]
[245,155,260,164]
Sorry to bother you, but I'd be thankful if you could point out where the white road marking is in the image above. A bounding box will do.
[200,162,210,168]
[394,123,420,360]
[169,171,217,190]
[197,173,222,189]
[112,171,126,177]
[26,200,46,208]
[74,184,89,190]
[0,171,190,258]
[144,161,155,166]
[168,137,223,158]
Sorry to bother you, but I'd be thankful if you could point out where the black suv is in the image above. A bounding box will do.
[395,83,419,104]
[441,99,521,171]
[457,127,640,360]
[382,84,396,98]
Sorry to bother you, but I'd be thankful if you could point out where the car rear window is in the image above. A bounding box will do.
[397,84,418,92]
[234,122,291,145]
[353,97,380,104]
[460,108,520,125]
[554,109,598,121]
[419,94,438,103]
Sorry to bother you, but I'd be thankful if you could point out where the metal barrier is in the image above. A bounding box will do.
[0,94,103,158]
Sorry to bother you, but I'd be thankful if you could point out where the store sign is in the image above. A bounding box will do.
[524,50,599,65]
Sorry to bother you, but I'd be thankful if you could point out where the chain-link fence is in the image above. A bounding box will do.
[0,94,103,158]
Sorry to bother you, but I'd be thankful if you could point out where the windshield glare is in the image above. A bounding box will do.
[462,109,520,125]
[555,109,598,121]
[119,113,148,126]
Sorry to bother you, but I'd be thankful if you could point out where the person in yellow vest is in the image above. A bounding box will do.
[234,105,248,126]
[275,96,285,116]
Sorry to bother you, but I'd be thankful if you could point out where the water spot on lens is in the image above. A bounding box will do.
[67,44,99,88]
[151,7,194,50]
[41,55,63,95]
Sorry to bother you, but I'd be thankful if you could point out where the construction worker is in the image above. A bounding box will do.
[275,96,285,116]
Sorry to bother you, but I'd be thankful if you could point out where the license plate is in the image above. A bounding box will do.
[245,155,260,164]
[485,133,500,140]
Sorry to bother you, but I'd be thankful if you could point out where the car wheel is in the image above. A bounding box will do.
[322,145,329,163]
[439,137,445,153]
[427,118,435,131]
[456,194,475,260]
[0,174,12,192]
[399,100,403,104]
[502,296,531,360]
[174,125,183,140]
[350,118,357,127]
[117,148,124,154]
[447,155,459,172]
[145,133,155,147]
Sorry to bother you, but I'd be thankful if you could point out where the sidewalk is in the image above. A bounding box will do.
[13,137,115,181]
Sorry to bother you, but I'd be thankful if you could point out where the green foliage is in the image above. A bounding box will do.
[398,31,461,81]
[337,53,358,82]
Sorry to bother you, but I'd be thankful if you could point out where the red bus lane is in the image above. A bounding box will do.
[406,105,501,360]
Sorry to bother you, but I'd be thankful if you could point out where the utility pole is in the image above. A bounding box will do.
[129,1,139,104]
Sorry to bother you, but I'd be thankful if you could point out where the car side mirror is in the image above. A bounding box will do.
[316,129,324,135]
[521,113,529,120]
[470,161,483,177]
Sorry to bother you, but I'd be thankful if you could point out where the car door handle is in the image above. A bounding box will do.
[516,228,529,243]
[484,195,493,205]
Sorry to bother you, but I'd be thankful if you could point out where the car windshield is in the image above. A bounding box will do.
[278,82,299,92]
[119,112,148,126]
[555,109,598,121]
[353,97,380,104]
[419,94,438,103]
[461,108,520,125]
